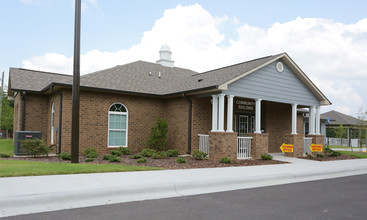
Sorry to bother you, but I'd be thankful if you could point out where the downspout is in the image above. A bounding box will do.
[182,93,192,154]
[51,86,63,154]
[21,92,26,131]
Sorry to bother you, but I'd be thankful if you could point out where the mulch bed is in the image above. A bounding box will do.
[299,153,358,161]
[2,155,286,169]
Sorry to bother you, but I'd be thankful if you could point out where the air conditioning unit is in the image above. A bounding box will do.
[14,131,42,156]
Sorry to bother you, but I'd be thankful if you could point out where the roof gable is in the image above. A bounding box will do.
[321,110,360,126]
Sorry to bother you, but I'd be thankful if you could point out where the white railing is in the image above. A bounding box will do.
[237,137,252,159]
[304,137,313,155]
[198,134,209,157]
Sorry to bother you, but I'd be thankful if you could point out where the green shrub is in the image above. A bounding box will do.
[130,154,143,159]
[151,151,167,159]
[146,116,168,151]
[108,156,121,162]
[58,152,71,160]
[305,152,313,158]
[117,147,131,155]
[0,153,11,158]
[137,158,147,163]
[84,158,94,162]
[166,149,179,157]
[110,150,122,156]
[176,157,186,163]
[261,154,273,160]
[102,155,111,160]
[316,153,324,158]
[141,148,156,157]
[83,148,98,158]
[192,150,208,160]
[20,139,50,157]
[220,157,232,164]
[329,151,341,157]
[324,147,333,153]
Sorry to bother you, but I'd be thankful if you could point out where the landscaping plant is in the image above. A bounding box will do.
[192,150,208,160]
[108,156,121,162]
[58,152,71,160]
[176,157,186,163]
[141,148,156,157]
[130,154,143,159]
[220,157,232,164]
[137,158,147,163]
[84,158,94,162]
[166,149,179,157]
[117,147,131,155]
[146,116,168,151]
[83,148,98,158]
[151,151,167,159]
[20,139,50,157]
[110,150,122,156]
[261,154,273,160]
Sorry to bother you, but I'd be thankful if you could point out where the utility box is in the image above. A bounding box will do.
[14,131,42,156]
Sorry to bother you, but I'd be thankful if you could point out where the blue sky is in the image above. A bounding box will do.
[1,0,367,115]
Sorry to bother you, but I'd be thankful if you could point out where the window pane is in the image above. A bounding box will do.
[109,114,126,129]
[109,131,126,146]
[109,104,127,112]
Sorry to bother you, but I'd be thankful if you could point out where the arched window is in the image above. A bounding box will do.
[108,103,128,147]
[51,102,55,144]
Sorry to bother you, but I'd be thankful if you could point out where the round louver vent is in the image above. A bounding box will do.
[276,62,284,72]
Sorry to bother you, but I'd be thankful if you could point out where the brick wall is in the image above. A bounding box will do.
[13,93,22,135]
[191,97,211,152]
[306,134,325,152]
[284,134,304,157]
[247,133,269,159]
[208,131,237,161]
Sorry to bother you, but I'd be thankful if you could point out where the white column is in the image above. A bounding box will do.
[291,104,298,134]
[309,106,316,135]
[255,99,262,133]
[218,94,225,132]
[211,95,218,132]
[226,95,234,132]
[316,106,321,135]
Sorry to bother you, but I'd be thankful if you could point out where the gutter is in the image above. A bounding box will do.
[182,93,192,154]
[51,86,63,154]
[21,92,26,131]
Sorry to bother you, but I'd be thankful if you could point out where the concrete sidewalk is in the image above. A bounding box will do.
[1,155,367,218]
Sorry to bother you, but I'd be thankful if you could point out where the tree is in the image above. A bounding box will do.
[146,116,168,151]
[0,94,13,138]
[334,124,347,147]
[356,106,367,150]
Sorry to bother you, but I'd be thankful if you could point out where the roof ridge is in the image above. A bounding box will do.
[192,53,282,76]
[12,67,72,77]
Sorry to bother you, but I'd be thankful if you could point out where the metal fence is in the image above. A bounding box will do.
[237,137,252,159]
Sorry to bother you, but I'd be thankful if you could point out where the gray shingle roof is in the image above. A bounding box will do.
[10,54,281,96]
[321,110,360,126]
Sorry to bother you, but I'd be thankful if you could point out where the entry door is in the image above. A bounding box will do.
[238,115,249,137]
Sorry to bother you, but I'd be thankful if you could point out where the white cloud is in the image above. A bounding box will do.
[22,4,367,116]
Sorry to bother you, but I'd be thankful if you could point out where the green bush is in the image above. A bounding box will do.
[166,149,179,157]
[316,153,324,158]
[261,154,273,160]
[102,155,111,160]
[137,158,147,163]
[146,116,168,151]
[20,139,50,157]
[110,150,122,156]
[192,150,208,160]
[305,152,313,158]
[130,154,143,159]
[324,147,333,153]
[329,151,341,157]
[176,157,186,163]
[0,153,11,158]
[108,156,121,162]
[220,157,232,164]
[58,152,71,160]
[83,148,98,158]
[141,148,156,157]
[117,147,131,155]
[84,158,94,162]
[151,151,167,159]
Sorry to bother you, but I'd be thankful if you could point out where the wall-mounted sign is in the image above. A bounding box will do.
[235,100,255,112]
[280,143,294,153]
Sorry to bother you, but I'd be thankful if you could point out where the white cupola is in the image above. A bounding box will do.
[156,45,174,68]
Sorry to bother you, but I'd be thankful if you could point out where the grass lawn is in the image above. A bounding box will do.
[0,139,14,156]
[338,151,367,158]
[0,159,163,177]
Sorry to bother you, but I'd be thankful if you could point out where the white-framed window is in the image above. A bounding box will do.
[108,103,128,147]
[51,102,55,144]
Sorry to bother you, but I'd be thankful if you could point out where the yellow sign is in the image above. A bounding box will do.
[310,144,323,152]
[280,143,294,153]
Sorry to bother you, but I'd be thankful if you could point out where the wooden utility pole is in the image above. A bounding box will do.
[71,0,81,163]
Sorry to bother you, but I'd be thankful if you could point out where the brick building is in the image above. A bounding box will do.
[8,47,330,159]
